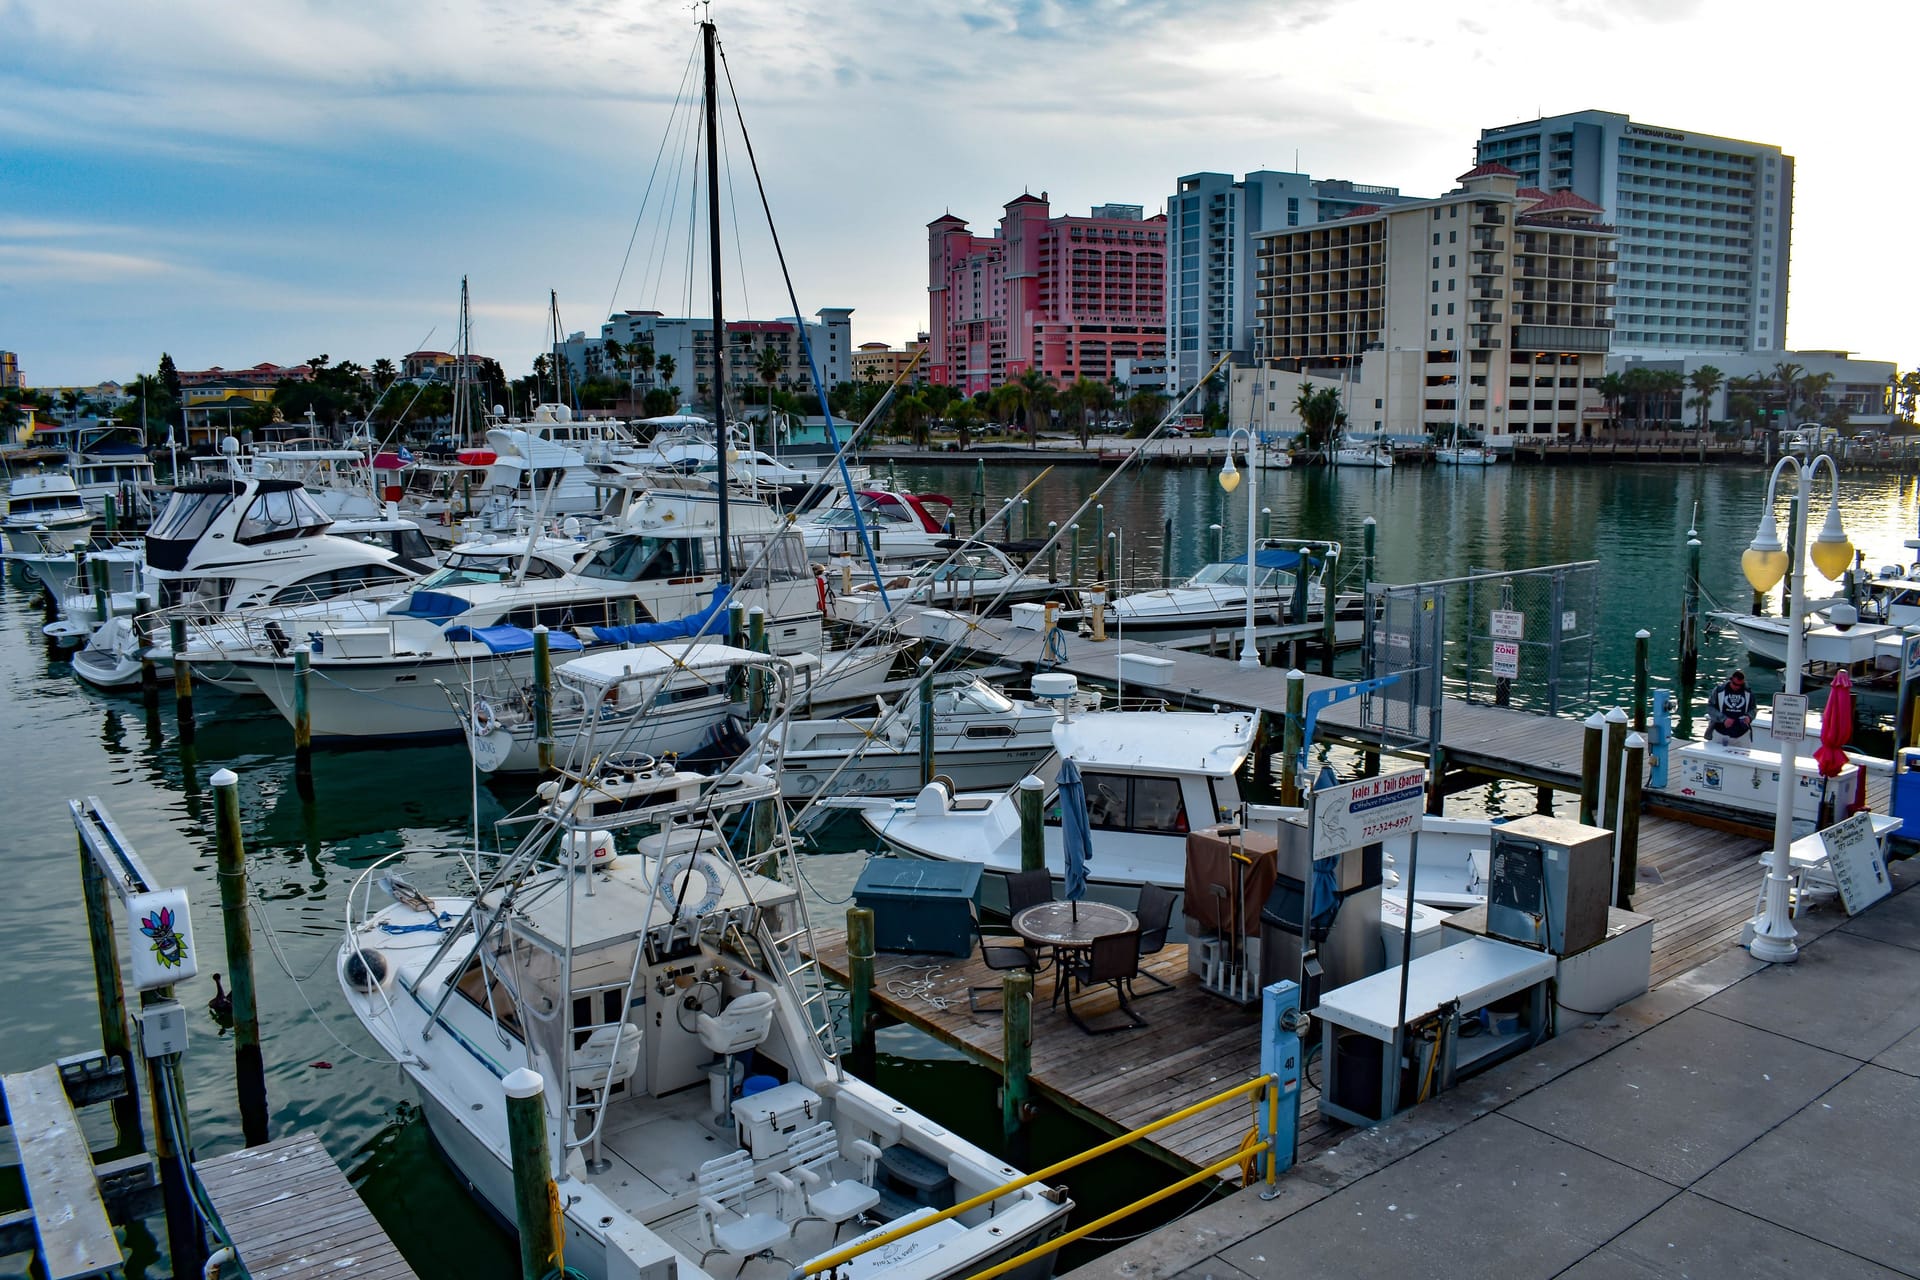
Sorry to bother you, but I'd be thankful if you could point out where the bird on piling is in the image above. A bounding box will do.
[208,973,233,1024]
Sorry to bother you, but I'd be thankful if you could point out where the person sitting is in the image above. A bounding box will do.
[1706,669,1755,746]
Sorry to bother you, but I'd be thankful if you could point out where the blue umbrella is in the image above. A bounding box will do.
[1057,756,1093,918]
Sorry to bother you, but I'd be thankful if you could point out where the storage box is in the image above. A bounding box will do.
[1009,603,1049,632]
[917,609,968,644]
[1674,742,1851,829]
[1440,905,1653,1024]
[852,859,983,956]
[1117,652,1176,686]
[1379,892,1448,966]
[731,1081,822,1159]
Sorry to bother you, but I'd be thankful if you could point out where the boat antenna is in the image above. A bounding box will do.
[703,14,731,584]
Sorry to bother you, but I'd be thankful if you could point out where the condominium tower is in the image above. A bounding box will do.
[1476,111,1791,356]
[1166,172,1419,394]
[1253,163,1617,440]
[927,194,1166,395]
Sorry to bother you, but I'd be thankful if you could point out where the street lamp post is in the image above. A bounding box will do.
[1218,427,1261,669]
[1739,439,1853,963]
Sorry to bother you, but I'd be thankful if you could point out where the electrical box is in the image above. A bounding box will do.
[853,859,982,957]
[731,1081,821,1159]
[137,1000,189,1059]
[1485,814,1611,956]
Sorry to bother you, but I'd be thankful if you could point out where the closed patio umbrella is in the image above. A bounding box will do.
[1815,671,1856,822]
[1058,756,1092,919]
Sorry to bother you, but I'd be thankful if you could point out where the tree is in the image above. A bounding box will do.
[657,354,677,395]
[157,353,183,430]
[1900,370,1920,425]
[59,388,83,420]
[1126,389,1167,436]
[634,343,656,391]
[1770,361,1806,427]
[1687,365,1723,430]
[1650,370,1685,428]
[1597,372,1627,431]
[1059,376,1108,448]
[1015,368,1056,448]
[1798,371,1835,425]
[1620,367,1657,433]
[1292,382,1346,453]
[893,391,931,448]
[756,345,783,420]
[988,381,1026,440]
[948,398,983,451]
[371,358,398,389]
[642,388,676,417]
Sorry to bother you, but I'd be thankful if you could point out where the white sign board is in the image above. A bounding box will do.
[1819,811,1892,915]
[1490,609,1525,640]
[127,888,199,991]
[1311,768,1425,860]
[1770,692,1809,742]
[1561,610,1578,633]
[1491,641,1521,680]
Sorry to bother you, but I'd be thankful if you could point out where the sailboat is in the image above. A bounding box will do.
[1434,428,1497,467]
[1328,434,1394,468]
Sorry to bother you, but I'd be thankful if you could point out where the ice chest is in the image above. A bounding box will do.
[731,1081,822,1159]
[852,859,983,957]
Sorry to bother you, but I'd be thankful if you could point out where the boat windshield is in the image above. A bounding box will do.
[234,486,333,544]
[1188,563,1286,590]
[149,490,235,543]
[576,535,702,583]
[419,552,562,588]
[930,680,1015,716]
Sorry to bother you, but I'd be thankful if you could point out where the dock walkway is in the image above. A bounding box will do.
[810,810,1768,1179]
[196,1133,415,1280]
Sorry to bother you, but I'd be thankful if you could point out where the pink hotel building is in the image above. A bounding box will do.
[927,193,1166,395]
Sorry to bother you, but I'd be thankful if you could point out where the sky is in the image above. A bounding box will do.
[3,0,1914,388]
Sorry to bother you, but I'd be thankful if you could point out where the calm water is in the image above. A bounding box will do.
[4,459,1917,1276]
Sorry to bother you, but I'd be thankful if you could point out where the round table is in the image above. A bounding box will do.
[1011,900,1137,948]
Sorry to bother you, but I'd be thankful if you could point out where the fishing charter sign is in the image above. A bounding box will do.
[1311,767,1425,860]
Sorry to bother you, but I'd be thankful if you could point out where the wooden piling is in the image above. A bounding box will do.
[616,597,636,628]
[1068,524,1080,588]
[1320,547,1337,677]
[1161,517,1173,587]
[212,769,270,1146]
[1017,777,1045,873]
[1208,523,1222,564]
[136,599,159,713]
[90,556,109,629]
[847,907,875,1072]
[1252,710,1274,789]
[1362,515,1376,590]
[77,836,142,1153]
[1425,745,1447,816]
[504,1070,563,1280]
[532,625,553,774]
[1633,629,1650,732]
[1047,522,1059,583]
[169,617,194,744]
[1094,504,1106,579]
[292,650,314,798]
[918,668,936,787]
[1601,707,1629,836]
[1679,535,1701,740]
[1579,713,1605,826]
[1617,734,1646,909]
[144,983,204,1279]
[1280,670,1305,806]
[748,608,768,721]
[104,494,117,535]
[1001,969,1032,1139]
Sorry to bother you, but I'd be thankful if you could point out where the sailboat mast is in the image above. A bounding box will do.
[703,17,731,584]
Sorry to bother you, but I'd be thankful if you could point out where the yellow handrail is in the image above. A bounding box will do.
[796,1072,1278,1278]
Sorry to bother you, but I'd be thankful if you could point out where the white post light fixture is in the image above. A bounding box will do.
[1740,442,1852,963]
[1219,427,1261,669]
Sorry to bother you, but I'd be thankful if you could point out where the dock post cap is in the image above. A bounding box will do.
[210,768,239,787]
[749,605,766,616]
[1605,707,1630,724]
[1363,515,1377,525]
[532,623,549,634]
[1625,732,1648,748]
[503,1068,546,1099]
[1018,776,1045,791]
[1635,629,1651,639]
[1584,712,1608,728]
[1286,668,1306,680]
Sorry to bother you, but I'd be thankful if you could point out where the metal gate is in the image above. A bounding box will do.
[1361,583,1446,755]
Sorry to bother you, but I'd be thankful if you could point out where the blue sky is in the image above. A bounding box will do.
[4,0,1913,387]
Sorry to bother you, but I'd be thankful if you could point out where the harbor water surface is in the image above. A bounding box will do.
[4,460,1917,1277]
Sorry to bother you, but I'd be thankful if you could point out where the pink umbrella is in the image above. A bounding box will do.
[1815,671,1857,820]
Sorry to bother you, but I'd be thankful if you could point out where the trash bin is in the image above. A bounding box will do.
[1894,750,1920,831]
[852,858,983,956]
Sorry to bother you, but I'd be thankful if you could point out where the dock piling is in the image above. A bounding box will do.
[918,667,935,786]
[748,607,768,721]
[1160,517,1173,588]
[847,907,875,1073]
[532,625,553,774]
[1601,707,1629,841]
[1280,671,1305,806]
[504,1070,564,1280]
[292,651,314,798]
[169,618,194,744]
[135,598,158,713]
[1633,629,1650,732]
[1001,969,1033,1140]
[1208,523,1222,565]
[91,557,110,630]
[1095,504,1106,579]
[77,836,141,1153]
[1018,776,1045,873]
[1617,733,1646,909]
[1579,713,1605,826]
[1319,547,1337,677]
[211,769,270,1146]
[1047,522,1059,582]
[142,986,203,1280]
[1068,524,1080,588]
[1362,515,1377,590]
[1679,533,1701,739]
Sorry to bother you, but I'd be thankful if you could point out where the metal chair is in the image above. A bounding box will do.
[1005,868,1057,972]
[968,916,1039,1013]
[1130,885,1178,995]
[1063,930,1147,1035]
[696,1149,791,1276]
[768,1120,882,1239]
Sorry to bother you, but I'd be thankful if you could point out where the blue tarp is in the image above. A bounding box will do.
[389,590,472,622]
[441,625,585,654]
[582,585,732,645]
[1227,548,1307,570]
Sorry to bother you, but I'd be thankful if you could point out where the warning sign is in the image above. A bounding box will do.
[1492,641,1520,680]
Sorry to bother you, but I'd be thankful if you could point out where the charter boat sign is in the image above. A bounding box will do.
[1312,768,1426,859]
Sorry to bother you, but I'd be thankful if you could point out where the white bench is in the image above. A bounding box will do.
[1753,812,1903,916]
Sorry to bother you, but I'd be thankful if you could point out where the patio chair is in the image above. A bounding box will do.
[1130,885,1178,995]
[1063,930,1147,1035]
[968,915,1040,1014]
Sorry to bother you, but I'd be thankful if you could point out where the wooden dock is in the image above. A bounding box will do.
[811,809,1770,1179]
[196,1133,416,1280]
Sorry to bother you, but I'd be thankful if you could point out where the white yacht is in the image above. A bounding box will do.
[71,451,160,520]
[338,762,1070,1280]
[223,490,827,741]
[829,542,1057,625]
[843,706,1258,917]
[1329,440,1394,469]
[1433,432,1497,467]
[766,672,1063,799]
[3,473,96,555]
[797,490,956,563]
[1101,542,1362,646]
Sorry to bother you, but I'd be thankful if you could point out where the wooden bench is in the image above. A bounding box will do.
[1,1064,122,1280]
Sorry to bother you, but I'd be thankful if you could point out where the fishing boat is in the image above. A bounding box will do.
[762,672,1064,798]
[3,473,96,555]
[339,742,1070,1280]
[1099,542,1363,646]
[839,705,1258,918]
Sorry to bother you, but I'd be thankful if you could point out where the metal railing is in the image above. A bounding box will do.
[795,1073,1283,1280]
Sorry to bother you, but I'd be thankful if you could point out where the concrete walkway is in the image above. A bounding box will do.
[1067,859,1920,1280]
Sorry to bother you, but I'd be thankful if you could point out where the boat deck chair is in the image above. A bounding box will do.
[697,1148,791,1277]
[768,1120,882,1239]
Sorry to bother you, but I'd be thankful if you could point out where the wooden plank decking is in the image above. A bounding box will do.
[810,810,1771,1178]
[196,1133,415,1280]
[0,1064,122,1280]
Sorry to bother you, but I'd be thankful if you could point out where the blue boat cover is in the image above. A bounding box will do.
[582,585,732,645]
[389,590,472,622]
[441,625,585,654]
[1228,548,1308,570]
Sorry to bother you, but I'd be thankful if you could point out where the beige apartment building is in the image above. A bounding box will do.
[1247,162,1617,442]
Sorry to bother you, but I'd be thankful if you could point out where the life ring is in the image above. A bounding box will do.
[471,698,498,738]
[658,851,726,921]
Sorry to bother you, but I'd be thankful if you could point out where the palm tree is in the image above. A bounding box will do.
[1687,365,1723,431]
[949,398,983,451]
[756,345,783,425]
[1798,371,1835,425]
[657,355,677,400]
[1016,368,1056,448]
[988,382,1027,440]
[1293,382,1346,454]
[371,358,398,390]
[1620,368,1657,434]
[894,391,931,448]
[1900,370,1920,424]
[1650,370,1686,430]
[1770,361,1806,428]
[634,343,656,392]
[59,389,82,420]
[1597,373,1627,432]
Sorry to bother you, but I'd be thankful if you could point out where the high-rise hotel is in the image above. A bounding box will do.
[1476,111,1792,356]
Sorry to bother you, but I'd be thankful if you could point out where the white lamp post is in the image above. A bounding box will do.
[1218,427,1261,669]
[1740,442,1852,963]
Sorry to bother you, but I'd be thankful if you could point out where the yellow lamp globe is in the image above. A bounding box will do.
[1742,508,1787,593]
[1809,507,1854,580]
[1218,455,1241,494]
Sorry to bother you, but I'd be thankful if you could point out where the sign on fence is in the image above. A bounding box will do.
[1491,641,1521,680]
[1490,609,1525,639]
